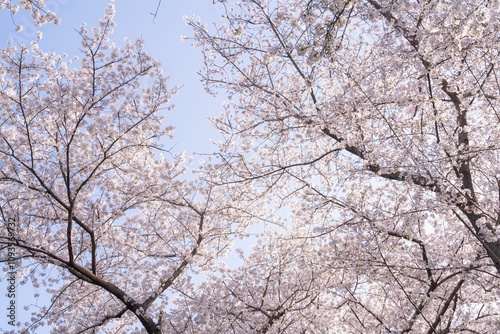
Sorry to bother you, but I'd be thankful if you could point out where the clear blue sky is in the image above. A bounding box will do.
[0,0,225,331]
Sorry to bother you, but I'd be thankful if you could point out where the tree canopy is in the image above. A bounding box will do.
[1,0,500,333]
[186,0,500,332]
[0,3,246,333]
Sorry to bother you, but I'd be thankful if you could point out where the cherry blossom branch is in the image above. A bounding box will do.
[140,211,205,311]
[321,127,440,190]
[426,279,465,334]
[76,307,128,334]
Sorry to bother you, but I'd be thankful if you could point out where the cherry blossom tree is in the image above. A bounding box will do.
[186,0,500,332]
[0,0,60,28]
[0,4,250,333]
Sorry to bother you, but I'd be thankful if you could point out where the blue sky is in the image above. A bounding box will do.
[0,1,226,331]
